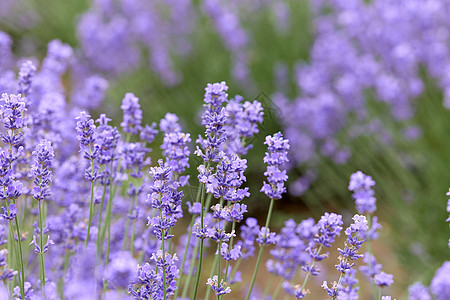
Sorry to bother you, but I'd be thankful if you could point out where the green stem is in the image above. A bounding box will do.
[180,238,199,299]
[173,217,195,300]
[272,278,283,299]
[160,210,167,300]
[14,220,25,298]
[38,200,46,295]
[173,181,205,300]
[84,154,96,247]
[261,274,274,300]
[191,183,206,300]
[217,220,222,300]
[122,186,134,251]
[96,185,107,254]
[245,198,275,300]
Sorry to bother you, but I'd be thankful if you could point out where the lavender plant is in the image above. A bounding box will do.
[0,20,450,298]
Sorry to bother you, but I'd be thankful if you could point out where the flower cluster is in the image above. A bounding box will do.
[261,132,290,200]
[30,139,54,201]
[195,81,229,163]
[349,171,376,214]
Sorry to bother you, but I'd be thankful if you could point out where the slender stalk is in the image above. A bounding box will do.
[191,183,206,300]
[84,146,96,248]
[38,199,46,295]
[272,278,283,300]
[173,216,196,300]
[245,198,275,300]
[261,273,274,300]
[180,238,199,299]
[122,183,134,251]
[182,193,213,300]
[13,218,25,298]
[130,193,138,255]
[173,182,204,300]
[160,210,167,300]
[217,220,222,300]
[95,184,107,253]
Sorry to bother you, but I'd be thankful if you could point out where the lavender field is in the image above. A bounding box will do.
[0,0,449,299]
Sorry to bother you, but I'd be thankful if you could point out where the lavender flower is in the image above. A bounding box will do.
[260,132,290,200]
[160,113,182,133]
[18,60,36,98]
[128,250,180,299]
[75,111,99,162]
[140,122,158,144]
[30,139,54,201]
[206,154,249,202]
[72,75,108,110]
[120,92,142,135]
[408,282,431,300]
[104,251,137,289]
[147,160,183,240]
[335,214,367,274]
[195,82,229,163]
[223,97,264,156]
[430,261,450,300]
[206,275,231,296]
[374,272,394,287]
[161,130,191,185]
[349,171,376,214]
[0,93,26,147]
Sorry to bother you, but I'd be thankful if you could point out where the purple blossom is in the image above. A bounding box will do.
[140,122,158,144]
[260,132,290,200]
[75,111,99,161]
[72,75,108,109]
[1,203,16,220]
[104,251,137,290]
[161,131,191,178]
[206,154,249,202]
[206,275,231,296]
[223,97,264,156]
[408,282,431,300]
[336,215,367,273]
[128,250,179,299]
[17,60,36,98]
[430,261,450,300]
[359,253,382,278]
[349,171,376,214]
[374,271,394,287]
[29,235,54,254]
[30,139,54,201]
[195,82,228,163]
[160,113,182,133]
[0,93,26,146]
[120,92,142,135]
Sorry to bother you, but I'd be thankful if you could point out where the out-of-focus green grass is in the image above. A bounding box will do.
[1,0,449,294]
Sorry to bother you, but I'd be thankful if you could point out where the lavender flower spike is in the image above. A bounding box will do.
[260,132,290,200]
[349,171,376,214]
[18,60,37,98]
[121,92,143,135]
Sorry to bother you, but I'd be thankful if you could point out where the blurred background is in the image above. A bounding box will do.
[1,0,449,297]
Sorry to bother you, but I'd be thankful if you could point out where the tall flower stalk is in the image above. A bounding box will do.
[0,93,28,298]
[29,139,55,295]
[246,132,290,300]
[191,82,229,300]
[75,111,99,247]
